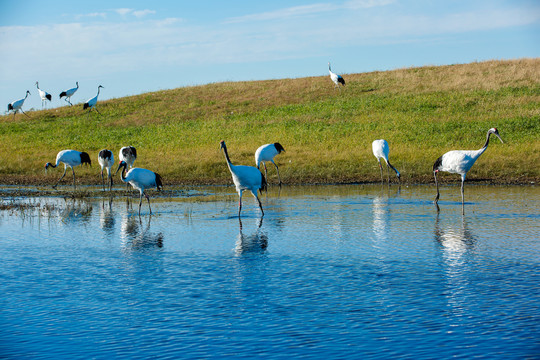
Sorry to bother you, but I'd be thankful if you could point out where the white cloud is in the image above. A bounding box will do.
[115,8,133,16]
[133,9,156,18]
[224,0,395,23]
[75,12,107,20]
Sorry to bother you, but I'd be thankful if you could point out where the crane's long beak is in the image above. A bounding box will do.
[496,134,504,144]
[115,163,123,175]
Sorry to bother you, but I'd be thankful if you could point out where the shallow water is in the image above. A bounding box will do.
[1,184,539,359]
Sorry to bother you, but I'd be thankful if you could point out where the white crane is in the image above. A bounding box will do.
[59,81,79,105]
[35,82,52,108]
[328,62,345,89]
[433,128,503,212]
[119,146,137,168]
[98,149,115,191]
[119,146,137,191]
[372,139,400,184]
[221,140,267,217]
[255,142,285,186]
[7,90,31,119]
[115,161,163,216]
[45,149,92,189]
[83,85,104,115]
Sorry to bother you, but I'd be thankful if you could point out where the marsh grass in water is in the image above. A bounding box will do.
[1,59,539,185]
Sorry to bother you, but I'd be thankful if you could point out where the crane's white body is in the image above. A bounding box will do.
[255,142,285,185]
[221,141,266,217]
[433,128,503,212]
[328,62,345,88]
[372,139,400,183]
[60,81,79,105]
[119,146,137,168]
[8,90,31,118]
[98,149,114,191]
[117,161,163,215]
[83,85,103,113]
[35,82,52,108]
[45,149,91,189]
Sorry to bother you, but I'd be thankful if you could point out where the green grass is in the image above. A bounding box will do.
[1,59,539,186]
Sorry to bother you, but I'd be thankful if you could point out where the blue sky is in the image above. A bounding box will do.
[1,0,539,111]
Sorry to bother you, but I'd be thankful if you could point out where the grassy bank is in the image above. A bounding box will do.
[1,59,539,186]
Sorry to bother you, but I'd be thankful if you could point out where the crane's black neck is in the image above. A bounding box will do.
[120,162,128,181]
[221,142,232,166]
[482,130,494,150]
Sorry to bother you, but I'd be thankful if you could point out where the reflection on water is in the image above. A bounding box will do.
[372,185,400,243]
[434,213,476,264]
[100,198,115,235]
[434,213,477,321]
[235,217,268,254]
[0,185,539,359]
[59,199,93,224]
[120,214,164,251]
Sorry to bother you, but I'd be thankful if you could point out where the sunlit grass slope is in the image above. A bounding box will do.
[1,59,538,186]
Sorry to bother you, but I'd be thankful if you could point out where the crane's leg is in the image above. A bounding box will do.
[101,170,105,191]
[378,161,383,183]
[263,162,268,182]
[238,190,243,217]
[146,193,152,215]
[138,192,143,216]
[252,191,264,217]
[109,170,114,191]
[53,166,68,189]
[386,164,391,184]
[94,106,101,115]
[71,167,76,189]
[461,175,465,215]
[434,171,440,204]
[272,160,282,186]
[21,109,29,118]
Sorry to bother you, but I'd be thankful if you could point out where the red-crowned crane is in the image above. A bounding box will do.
[98,149,114,191]
[119,146,137,191]
[328,62,345,89]
[372,139,400,184]
[83,85,104,115]
[433,128,504,213]
[45,149,92,189]
[59,81,79,105]
[255,142,285,186]
[35,82,52,108]
[115,161,163,216]
[221,140,267,217]
[119,146,137,168]
[7,90,31,119]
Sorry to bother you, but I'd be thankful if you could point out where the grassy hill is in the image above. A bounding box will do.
[1,58,539,186]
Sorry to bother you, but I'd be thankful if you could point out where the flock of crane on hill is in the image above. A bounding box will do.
[7,82,103,118]
[10,63,504,216]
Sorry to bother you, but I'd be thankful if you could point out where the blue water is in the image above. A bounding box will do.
[0,185,539,359]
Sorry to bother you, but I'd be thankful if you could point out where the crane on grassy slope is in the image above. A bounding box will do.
[328,62,345,89]
[59,81,79,105]
[433,128,504,213]
[116,161,163,216]
[7,90,31,119]
[221,140,267,217]
[98,149,115,191]
[372,139,400,184]
[45,149,92,189]
[35,82,52,108]
[83,85,104,115]
[255,142,285,186]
